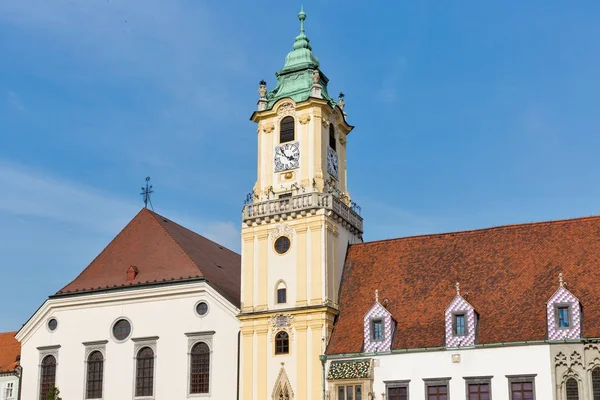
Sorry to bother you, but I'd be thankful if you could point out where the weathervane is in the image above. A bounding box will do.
[140,176,154,210]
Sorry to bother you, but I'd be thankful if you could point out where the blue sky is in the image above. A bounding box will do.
[1,1,599,331]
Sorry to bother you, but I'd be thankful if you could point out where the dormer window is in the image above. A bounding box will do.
[371,319,383,341]
[280,116,295,143]
[454,313,466,336]
[547,274,581,340]
[557,305,570,328]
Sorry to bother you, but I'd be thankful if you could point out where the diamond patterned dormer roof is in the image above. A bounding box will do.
[445,292,477,348]
[363,294,394,353]
[547,275,581,340]
[265,8,336,110]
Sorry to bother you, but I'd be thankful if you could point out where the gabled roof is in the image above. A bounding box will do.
[0,331,20,373]
[327,215,600,355]
[57,209,241,306]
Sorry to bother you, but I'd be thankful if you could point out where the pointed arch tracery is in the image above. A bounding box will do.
[271,365,294,400]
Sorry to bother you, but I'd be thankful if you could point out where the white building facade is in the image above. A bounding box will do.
[17,282,239,400]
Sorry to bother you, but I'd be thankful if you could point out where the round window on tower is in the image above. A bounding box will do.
[274,236,291,254]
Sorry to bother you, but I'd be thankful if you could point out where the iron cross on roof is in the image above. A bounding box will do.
[140,176,154,210]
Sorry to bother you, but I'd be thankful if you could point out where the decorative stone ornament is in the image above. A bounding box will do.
[327,359,372,380]
[547,273,582,340]
[270,223,296,244]
[277,102,296,119]
[258,80,268,111]
[445,282,477,347]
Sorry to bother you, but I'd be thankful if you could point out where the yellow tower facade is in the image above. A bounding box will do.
[239,9,363,400]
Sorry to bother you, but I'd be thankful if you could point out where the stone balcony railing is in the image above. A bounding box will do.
[242,192,363,234]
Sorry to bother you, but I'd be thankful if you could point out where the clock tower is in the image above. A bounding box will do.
[239,8,363,400]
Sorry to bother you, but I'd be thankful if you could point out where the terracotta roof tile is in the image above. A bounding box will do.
[57,209,241,306]
[0,331,20,372]
[327,215,600,354]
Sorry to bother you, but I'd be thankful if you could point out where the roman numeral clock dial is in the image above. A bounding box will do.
[274,142,300,172]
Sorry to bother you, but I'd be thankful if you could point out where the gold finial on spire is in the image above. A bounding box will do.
[559,273,565,288]
[375,289,379,302]
[456,282,461,296]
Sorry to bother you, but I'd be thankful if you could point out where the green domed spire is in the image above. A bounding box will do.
[263,7,336,110]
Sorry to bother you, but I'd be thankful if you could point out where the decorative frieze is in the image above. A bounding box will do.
[327,359,372,380]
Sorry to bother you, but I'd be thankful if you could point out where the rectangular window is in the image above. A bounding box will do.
[468,383,490,400]
[5,382,14,399]
[427,385,448,400]
[337,385,362,400]
[507,374,536,400]
[387,386,408,400]
[277,288,287,304]
[454,314,466,336]
[372,319,384,341]
[558,306,570,328]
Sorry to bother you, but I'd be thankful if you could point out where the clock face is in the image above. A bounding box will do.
[274,142,300,172]
[327,147,339,179]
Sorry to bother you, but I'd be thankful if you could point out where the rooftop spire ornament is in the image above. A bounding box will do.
[559,273,565,288]
[456,282,461,296]
[375,289,379,303]
[140,176,154,211]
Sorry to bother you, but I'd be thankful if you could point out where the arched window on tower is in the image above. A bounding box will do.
[592,368,600,400]
[135,347,154,397]
[275,331,289,354]
[566,378,579,400]
[280,116,295,143]
[190,342,210,394]
[86,351,104,399]
[329,123,336,150]
[276,281,287,304]
[39,355,56,400]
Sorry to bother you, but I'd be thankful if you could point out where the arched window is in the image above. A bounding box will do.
[275,331,289,354]
[190,342,210,394]
[276,281,287,304]
[86,351,104,399]
[329,123,336,150]
[592,368,600,400]
[566,378,579,400]
[280,116,295,143]
[39,355,56,400]
[135,347,154,397]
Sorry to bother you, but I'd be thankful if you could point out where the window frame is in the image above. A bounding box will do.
[506,374,536,400]
[82,340,107,400]
[132,337,158,399]
[185,331,214,398]
[279,116,295,144]
[6,382,14,398]
[110,316,133,343]
[189,342,211,395]
[555,304,572,329]
[37,345,59,400]
[275,331,290,355]
[371,318,384,342]
[565,377,580,400]
[385,379,410,400]
[277,288,287,304]
[329,123,337,150]
[591,367,600,400]
[336,383,363,400]
[423,377,450,400]
[453,313,467,336]
[464,376,492,400]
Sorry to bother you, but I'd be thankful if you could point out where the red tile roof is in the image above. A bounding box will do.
[0,331,20,373]
[327,215,600,355]
[57,209,241,306]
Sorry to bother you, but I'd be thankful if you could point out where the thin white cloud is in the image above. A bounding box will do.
[0,161,240,250]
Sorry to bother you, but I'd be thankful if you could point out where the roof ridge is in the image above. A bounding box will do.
[357,214,600,246]
[145,210,204,277]
[56,208,148,294]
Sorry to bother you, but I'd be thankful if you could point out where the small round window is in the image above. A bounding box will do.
[196,301,209,317]
[112,319,132,341]
[274,236,291,254]
[47,318,58,332]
